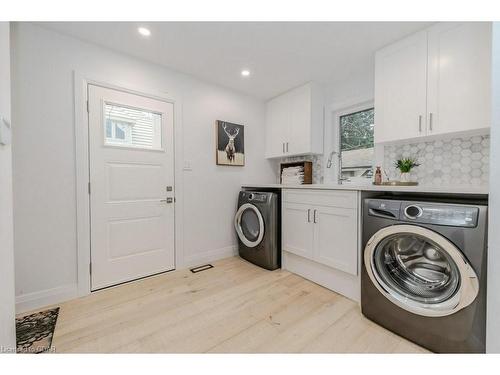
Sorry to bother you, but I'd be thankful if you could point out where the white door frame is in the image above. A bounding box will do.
[73,71,184,297]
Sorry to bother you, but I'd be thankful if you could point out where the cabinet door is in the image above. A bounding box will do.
[427,22,491,135]
[374,31,428,143]
[265,95,289,158]
[313,206,358,275]
[282,202,314,260]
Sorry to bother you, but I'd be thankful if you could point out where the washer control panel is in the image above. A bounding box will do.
[401,203,479,227]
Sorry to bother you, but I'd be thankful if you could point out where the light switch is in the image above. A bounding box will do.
[0,116,11,146]
[183,160,192,171]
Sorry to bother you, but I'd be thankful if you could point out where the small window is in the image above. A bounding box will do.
[104,103,162,150]
[339,107,374,180]
[105,119,132,144]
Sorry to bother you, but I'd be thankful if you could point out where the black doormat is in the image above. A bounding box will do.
[16,307,59,354]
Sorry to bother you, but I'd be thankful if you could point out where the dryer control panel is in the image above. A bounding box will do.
[366,199,480,228]
[401,202,479,228]
[242,192,269,202]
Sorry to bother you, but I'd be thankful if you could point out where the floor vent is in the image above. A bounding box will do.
[190,264,214,273]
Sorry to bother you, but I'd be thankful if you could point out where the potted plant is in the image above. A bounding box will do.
[394,157,420,183]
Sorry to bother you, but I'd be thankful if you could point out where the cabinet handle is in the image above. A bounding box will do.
[307,209,311,223]
[418,115,422,132]
[429,113,433,131]
[313,209,317,223]
[286,142,289,152]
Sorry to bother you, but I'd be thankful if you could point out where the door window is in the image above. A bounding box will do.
[373,233,460,304]
[104,103,163,150]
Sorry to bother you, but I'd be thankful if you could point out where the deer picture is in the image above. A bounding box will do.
[222,123,240,162]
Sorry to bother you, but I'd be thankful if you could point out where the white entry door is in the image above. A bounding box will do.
[88,85,175,290]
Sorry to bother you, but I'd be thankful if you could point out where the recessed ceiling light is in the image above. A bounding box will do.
[138,27,151,37]
[241,70,250,77]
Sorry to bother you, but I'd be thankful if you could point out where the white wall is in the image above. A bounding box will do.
[11,23,275,311]
[0,22,16,351]
[322,70,375,183]
[487,22,500,353]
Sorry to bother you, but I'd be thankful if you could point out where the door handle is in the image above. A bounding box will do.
[307,209,311,223]
[160,198,174,203]
[313,209,317,224]
[429,112,433,131]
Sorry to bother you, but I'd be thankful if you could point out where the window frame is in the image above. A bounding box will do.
[334,101,375,182]
[102,101,164,151]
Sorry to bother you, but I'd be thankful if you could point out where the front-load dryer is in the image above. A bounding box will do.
[235,190,280,270]
[361,197,488,353]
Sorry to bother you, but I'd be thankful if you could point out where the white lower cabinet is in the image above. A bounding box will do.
[282,202,314,260]
[313,206,358,275]
[282,189,359,277]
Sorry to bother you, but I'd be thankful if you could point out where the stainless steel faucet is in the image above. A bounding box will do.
[326,150,350,184]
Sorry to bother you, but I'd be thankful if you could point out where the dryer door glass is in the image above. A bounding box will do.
[234,203,265,248]
[373,233,460,304]
[241,209,261,242]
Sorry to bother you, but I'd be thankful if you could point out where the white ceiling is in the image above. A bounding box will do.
[39,22,432,99]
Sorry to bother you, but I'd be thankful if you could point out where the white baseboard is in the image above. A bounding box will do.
[283,251,361,303]
[182,245,238,268]
[16,284,78,314]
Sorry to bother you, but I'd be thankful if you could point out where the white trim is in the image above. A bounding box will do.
[73,71,184,298]
[16,284,78,314]
[283,251,360,302]
[182,246,238,269]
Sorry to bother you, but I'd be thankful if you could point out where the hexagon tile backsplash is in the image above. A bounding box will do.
[383,134,490,186]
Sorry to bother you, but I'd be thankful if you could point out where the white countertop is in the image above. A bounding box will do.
[241,183,489,195]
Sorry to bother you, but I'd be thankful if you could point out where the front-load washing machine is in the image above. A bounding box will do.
[361,196,488,353]
[235,190,280,270]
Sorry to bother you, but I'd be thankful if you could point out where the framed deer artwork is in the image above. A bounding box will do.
[215,120,245,166]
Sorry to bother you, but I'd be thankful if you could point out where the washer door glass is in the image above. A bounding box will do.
[373,233,460,304]
[235,203,265,248]
[364,225,479,317]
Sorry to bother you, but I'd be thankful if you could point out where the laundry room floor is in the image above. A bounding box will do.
[45,257,427,353]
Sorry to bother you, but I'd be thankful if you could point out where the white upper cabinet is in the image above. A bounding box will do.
[265,82,324,158]
[375,22,491,143]
[426,22,492,135]
[375,31,428,143]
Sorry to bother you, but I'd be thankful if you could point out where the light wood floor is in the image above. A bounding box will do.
[44,257,427,353]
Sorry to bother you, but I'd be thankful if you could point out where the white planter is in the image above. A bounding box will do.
[400,172,411,182]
